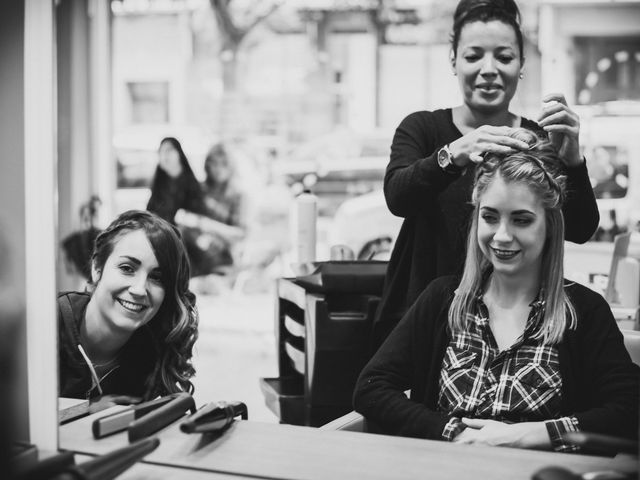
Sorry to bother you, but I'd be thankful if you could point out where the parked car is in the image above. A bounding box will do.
[327,188,402,261]
[273,128,392,218]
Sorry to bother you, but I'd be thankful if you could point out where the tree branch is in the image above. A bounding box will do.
[209,0,284,49]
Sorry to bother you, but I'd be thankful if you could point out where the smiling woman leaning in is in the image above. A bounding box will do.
[353,130,639,452]
[58,210,199,405]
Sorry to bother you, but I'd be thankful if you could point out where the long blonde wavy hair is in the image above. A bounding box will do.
[448,129,577,344]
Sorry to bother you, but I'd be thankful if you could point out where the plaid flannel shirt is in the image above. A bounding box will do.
[438,291,580,452]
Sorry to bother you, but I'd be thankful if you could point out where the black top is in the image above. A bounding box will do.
[354,276,640,442]
[372,109,600,351]
[147,169,205,224]
[58,292,158,400]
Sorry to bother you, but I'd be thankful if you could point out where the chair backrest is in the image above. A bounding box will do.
[621,328,640,366]
[605,232,632,304]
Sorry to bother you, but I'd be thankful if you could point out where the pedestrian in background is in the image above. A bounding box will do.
[147,137,205,225]
[178,143,247,278]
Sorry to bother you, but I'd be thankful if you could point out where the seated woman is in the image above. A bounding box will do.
[58,210,199,404]
[353,130,639,452]
[176,143,247,278]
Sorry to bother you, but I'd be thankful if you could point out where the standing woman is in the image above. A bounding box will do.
[147,137,205,224]
[58,210,199,402]
[372,0,599,350]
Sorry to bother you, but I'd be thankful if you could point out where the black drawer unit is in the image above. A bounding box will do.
[261,263,385,427]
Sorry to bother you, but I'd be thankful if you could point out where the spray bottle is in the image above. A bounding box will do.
[294,189,317,264]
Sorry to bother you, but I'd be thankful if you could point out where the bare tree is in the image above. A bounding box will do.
[209,0,284,92]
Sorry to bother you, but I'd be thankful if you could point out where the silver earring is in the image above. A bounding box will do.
[519,73,524,79]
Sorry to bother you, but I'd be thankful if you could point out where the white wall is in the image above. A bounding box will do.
[112,12,192,130]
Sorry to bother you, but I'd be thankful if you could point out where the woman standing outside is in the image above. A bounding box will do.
[354,131,638,451]
[58,210,199,403]
[372,0,599,350]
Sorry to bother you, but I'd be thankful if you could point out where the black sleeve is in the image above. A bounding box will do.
[353,281,452,439]
[181,177,206,215]
[384,112,462,218]
[146,173,178,223]
[573,292,639,439]
[562,160,599,243]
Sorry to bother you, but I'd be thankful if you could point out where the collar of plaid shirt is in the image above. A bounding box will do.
[472,268,547,336]
[439,279,561,423]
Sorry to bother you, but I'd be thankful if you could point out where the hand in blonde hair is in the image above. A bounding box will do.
[448,125,531,165]
[537,93,582,167]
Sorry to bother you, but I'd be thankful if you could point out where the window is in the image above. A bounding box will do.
[574,36,640,105]
[127,81,169,123]
[585,145,629,200]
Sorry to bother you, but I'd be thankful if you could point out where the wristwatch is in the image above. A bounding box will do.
[437,144,461,175]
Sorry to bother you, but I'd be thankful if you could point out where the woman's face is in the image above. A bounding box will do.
[90,229,166,334]
[159,141,183,178]
[453,20,523,115]
[206,150,231,183]
[477,175,546,280]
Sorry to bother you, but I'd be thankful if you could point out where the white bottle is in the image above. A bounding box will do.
[294,190,317,264]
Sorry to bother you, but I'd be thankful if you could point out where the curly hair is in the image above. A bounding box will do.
[449,129,577,344]
[91,209,199,399]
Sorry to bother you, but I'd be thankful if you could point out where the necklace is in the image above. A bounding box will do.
[93,355,119,369]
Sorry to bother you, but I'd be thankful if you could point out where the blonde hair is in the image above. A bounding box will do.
[448,129,576,344]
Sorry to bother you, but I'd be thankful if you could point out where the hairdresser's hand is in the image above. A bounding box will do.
[537,93,582,168]
[448,125,530,166]
[89,394,142,414]
[453,418,551,450]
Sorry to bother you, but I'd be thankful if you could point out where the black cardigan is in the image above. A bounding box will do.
[354,276,640,441]
[58,292,157,400]
[372,109,600,351]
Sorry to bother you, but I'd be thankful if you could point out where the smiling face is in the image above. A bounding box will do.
[90,229,165,334]
[477,175,546,280]
[453,20,523,115]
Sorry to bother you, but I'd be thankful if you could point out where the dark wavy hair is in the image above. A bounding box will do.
[451,0,524,62]
[91,209,199,398]
[449,129,577,344]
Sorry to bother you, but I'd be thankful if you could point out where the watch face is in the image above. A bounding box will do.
[438,147,450,168]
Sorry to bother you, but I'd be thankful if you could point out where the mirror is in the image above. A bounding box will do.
[54,0,398,432]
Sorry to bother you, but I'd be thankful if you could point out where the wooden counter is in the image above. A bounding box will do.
[60,407,638,480]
